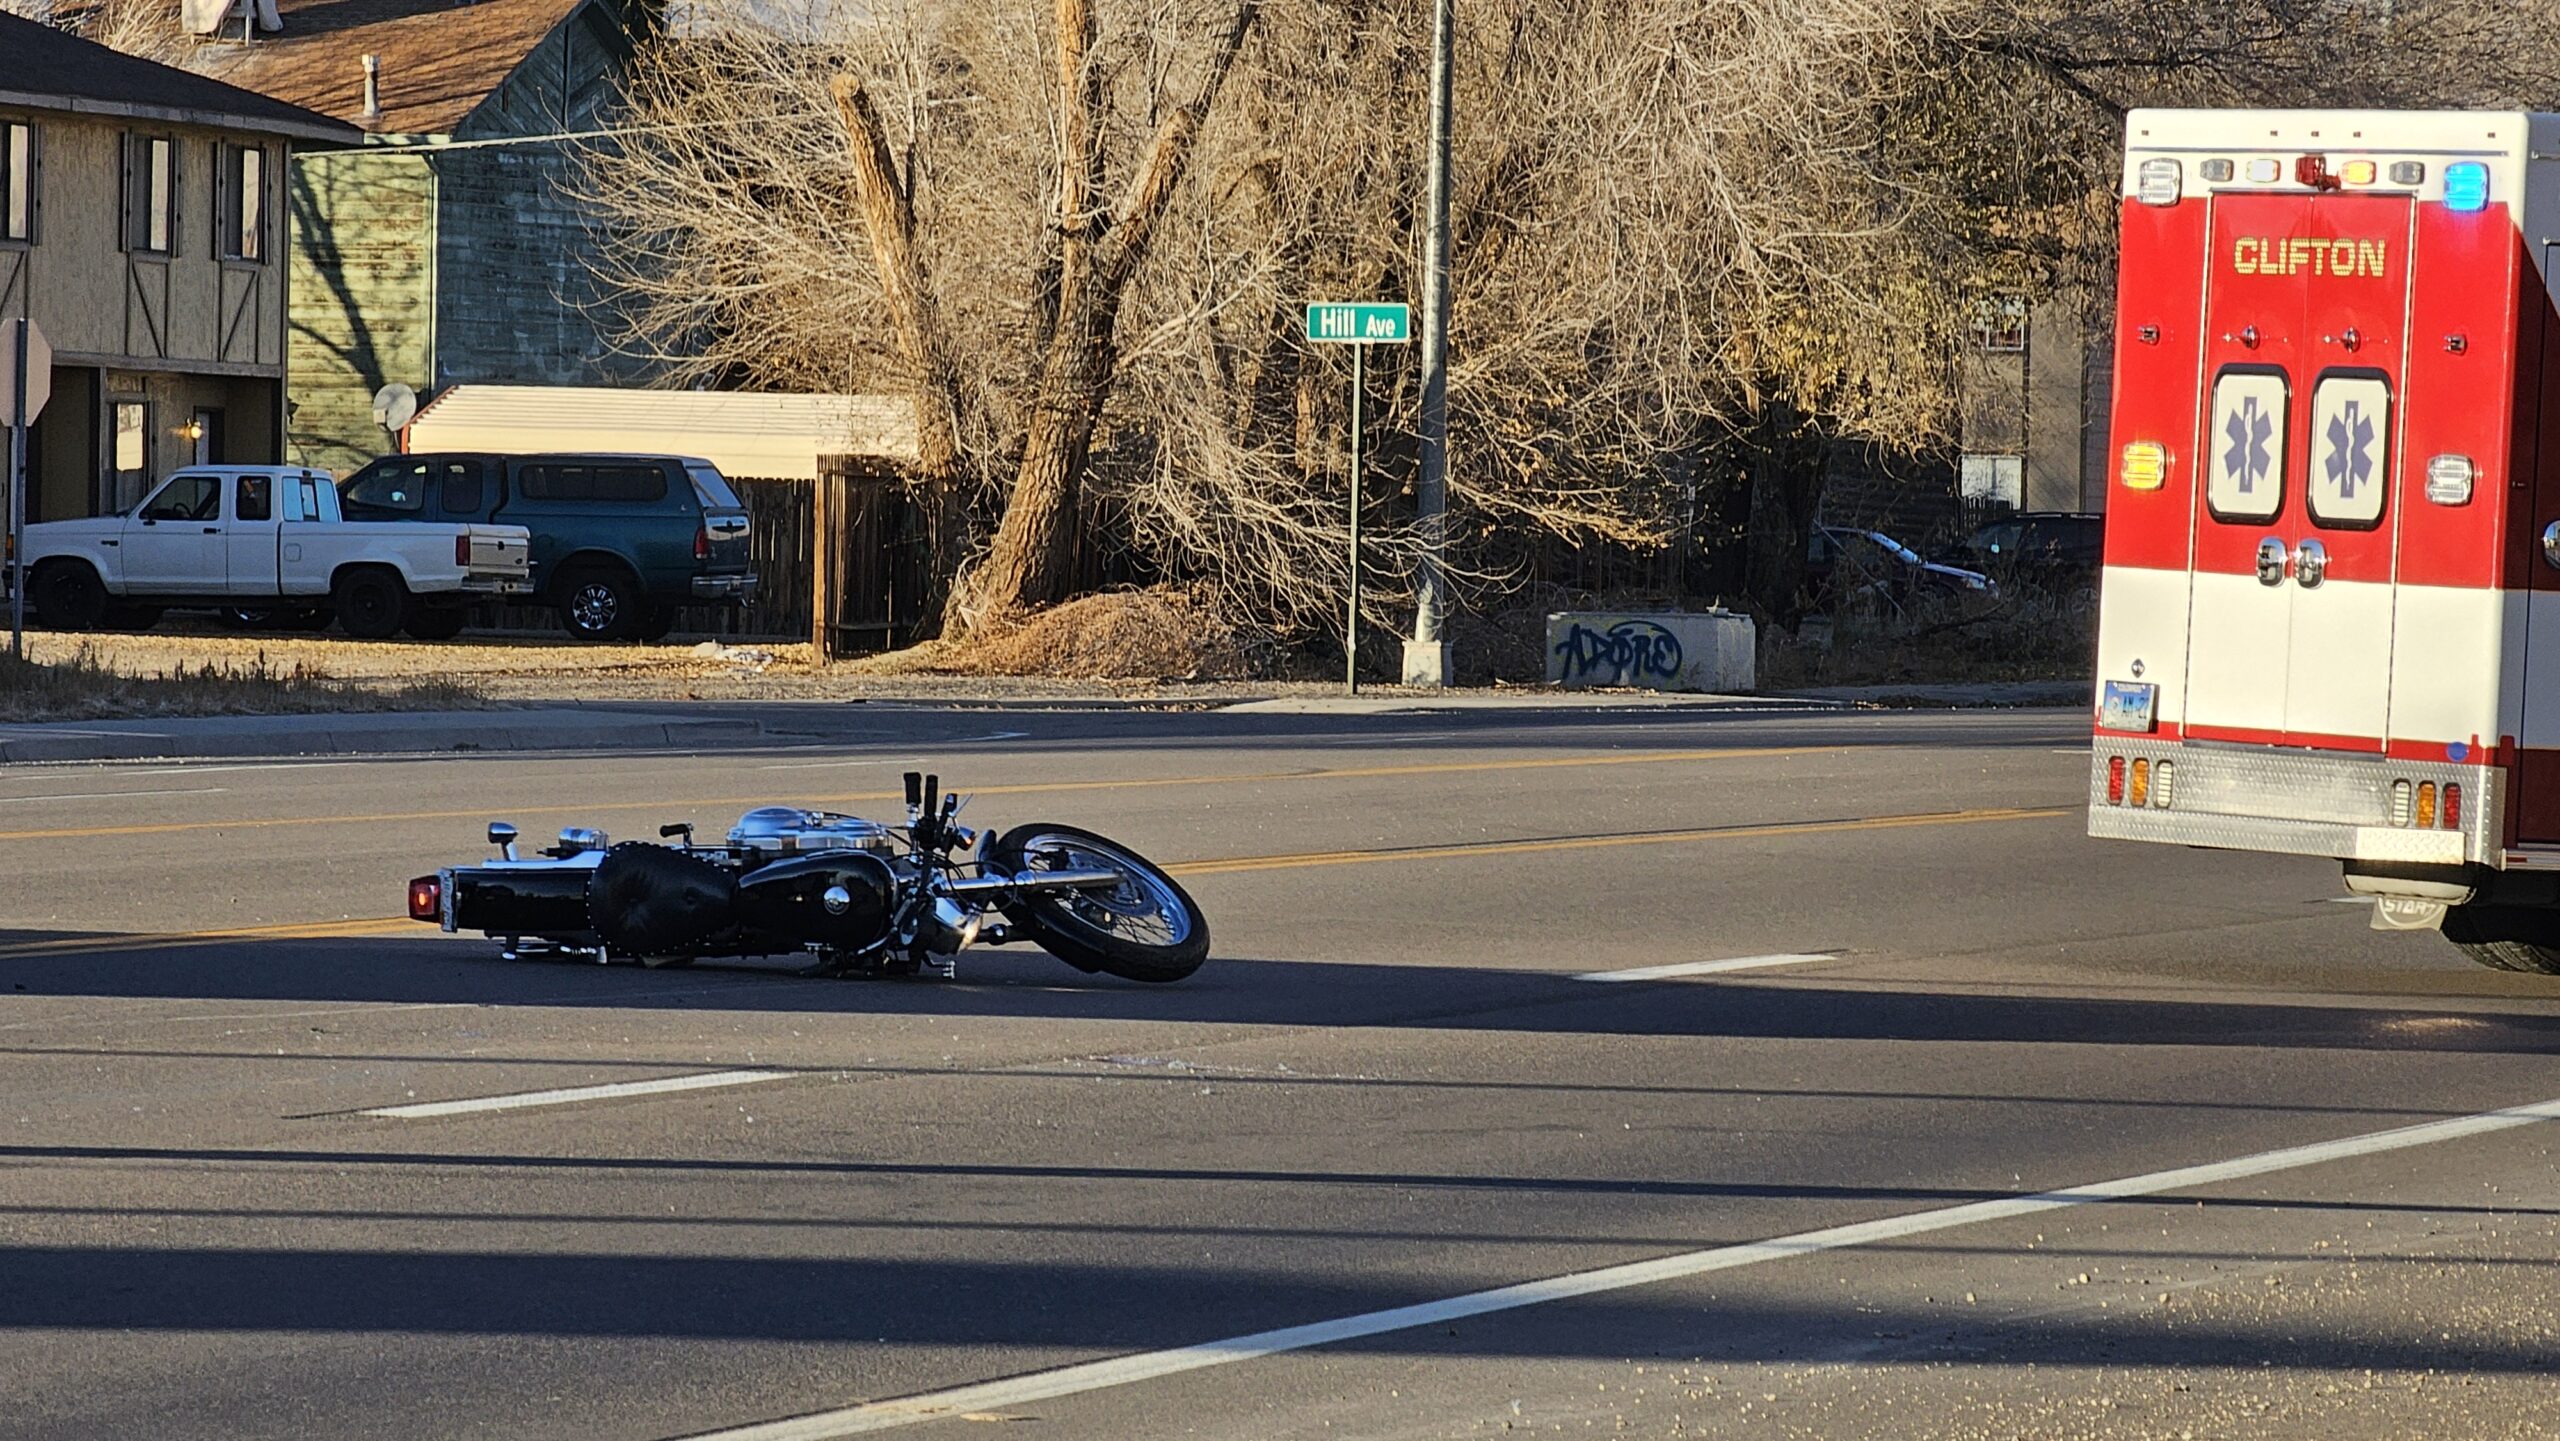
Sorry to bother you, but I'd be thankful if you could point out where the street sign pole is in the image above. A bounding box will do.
[8,318,26,660]
[1305,303,1411,695]
[1346,342,1364,694]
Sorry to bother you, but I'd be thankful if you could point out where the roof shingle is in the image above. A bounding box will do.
[0,10,359,140]
[190,0,585,136]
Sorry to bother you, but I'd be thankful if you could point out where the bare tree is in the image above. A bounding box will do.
[582,0,2560,652]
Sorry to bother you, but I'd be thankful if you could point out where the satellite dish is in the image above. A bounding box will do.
[371,382,418,432]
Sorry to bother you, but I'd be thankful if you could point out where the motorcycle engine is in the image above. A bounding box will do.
[726,806,894,864]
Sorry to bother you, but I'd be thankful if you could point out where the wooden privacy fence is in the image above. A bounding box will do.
[475,462,1146,650]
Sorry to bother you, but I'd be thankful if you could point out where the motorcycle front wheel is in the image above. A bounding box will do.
[991,824,1209,983]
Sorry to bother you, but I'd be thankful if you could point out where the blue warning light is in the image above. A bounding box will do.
[2443,162,2490,213]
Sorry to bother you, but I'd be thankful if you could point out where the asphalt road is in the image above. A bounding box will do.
[3,704,2558,1440]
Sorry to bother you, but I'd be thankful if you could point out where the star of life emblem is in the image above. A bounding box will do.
[2324,401,2376,499]
[2224,396,2274,494]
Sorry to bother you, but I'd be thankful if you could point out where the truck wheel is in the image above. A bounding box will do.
[557,568,639,643]
[2440,904,2560,975]
[333,569,411,640]
[402,607,469,641]
[2450,940,2560,975]
[30,562,108,631]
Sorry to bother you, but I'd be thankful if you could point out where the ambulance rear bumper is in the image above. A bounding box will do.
[2088,738,2503,867]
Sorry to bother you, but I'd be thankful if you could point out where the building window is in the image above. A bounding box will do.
[1,121,31,243]
[219,143,265,261]
[125,134,174,255]
[1975,294,2028,354]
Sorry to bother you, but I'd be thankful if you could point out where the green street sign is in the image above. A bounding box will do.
[1305,302,1411,344]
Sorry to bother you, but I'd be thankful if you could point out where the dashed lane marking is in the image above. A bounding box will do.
[673,1091,2560,1439]
[359,1069,797,1119]
[0,787,226,805]
[1573,953,1834,982]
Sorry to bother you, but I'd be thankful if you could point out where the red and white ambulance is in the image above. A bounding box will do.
[2091,109,2560,973]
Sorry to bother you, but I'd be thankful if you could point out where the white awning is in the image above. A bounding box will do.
[403,385,918,480]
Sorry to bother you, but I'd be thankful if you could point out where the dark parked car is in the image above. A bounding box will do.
[1950,511,2103,592]
[1807,524,1993,610]
[338,452,756,641]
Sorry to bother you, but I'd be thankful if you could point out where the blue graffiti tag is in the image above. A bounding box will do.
[1553,620,1684,685]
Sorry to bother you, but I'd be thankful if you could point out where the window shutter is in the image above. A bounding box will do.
[211,140,226,259]
[118,132,133,251]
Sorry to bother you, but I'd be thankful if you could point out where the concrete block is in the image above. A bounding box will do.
[1546,610,1756,693]
[1402,638,1454,688]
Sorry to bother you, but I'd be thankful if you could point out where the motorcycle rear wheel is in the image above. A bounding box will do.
[991,824,1209,983]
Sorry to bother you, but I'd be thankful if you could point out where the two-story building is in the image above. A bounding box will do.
[0,12,355,520]
[190,0,656,476]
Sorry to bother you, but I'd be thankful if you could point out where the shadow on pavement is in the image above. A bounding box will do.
[4,929,2559,1056]
[0,1244,2547,1378]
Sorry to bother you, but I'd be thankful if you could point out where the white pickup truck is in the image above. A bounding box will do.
[10,465,532,639]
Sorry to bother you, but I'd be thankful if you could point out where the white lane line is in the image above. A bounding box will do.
[756,733,1030,770]
[675,1091,2560,1440]
[1572,952,1833,983]
[125,761,361,776]
[360,1069,795,1119]
[0,786,226,805]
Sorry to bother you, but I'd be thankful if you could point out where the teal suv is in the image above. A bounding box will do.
[339,453,757,642]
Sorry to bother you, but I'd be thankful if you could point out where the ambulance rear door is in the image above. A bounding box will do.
[2187,191,2413,754]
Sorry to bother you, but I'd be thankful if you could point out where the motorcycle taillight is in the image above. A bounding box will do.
[408,875,441,922]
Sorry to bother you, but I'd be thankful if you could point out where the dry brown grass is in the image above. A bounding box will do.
[850,588,1251,681]
[0,645,483,723]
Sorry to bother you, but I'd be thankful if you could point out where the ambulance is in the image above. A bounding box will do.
[2090,109,2560,974]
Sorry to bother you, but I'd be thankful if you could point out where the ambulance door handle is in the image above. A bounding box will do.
[2543,520,2560,570]
[2292,538,2328,589]
[2255,537,2289,586]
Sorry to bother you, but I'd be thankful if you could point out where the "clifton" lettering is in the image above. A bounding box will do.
[2233,236,2391,278]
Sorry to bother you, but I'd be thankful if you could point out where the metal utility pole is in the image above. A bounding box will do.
[1404,0,1455,688]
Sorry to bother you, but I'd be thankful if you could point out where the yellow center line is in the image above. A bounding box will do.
[0,805,2074,961]
[1164,806,2073,876]
[0,917,416,961]
[0,745,1838,844]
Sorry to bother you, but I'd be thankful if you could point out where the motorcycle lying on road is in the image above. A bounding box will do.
[406,772,1210,983]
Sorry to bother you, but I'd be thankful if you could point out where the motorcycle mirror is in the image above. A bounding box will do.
[922,774,939,818]
[487,822,519,860]
[903,771,923,808]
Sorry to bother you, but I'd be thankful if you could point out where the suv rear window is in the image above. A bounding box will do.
[341,459,430,514]
[517,462,669,503]
[685,463,743,509]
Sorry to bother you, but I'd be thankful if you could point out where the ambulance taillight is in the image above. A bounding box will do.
[2106,756,2127,806]
[2444,785,2463,830]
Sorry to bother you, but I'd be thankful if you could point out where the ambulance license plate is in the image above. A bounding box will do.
[2100,680,2157,733]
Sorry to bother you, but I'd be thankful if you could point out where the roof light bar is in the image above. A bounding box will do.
[2444,162,2491,212]
[2136,158,2182,207]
